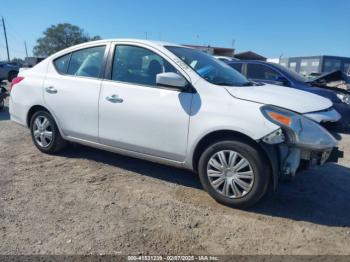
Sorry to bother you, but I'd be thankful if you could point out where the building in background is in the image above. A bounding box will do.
[234,51,266,61]
[184,45,234,57]
[267,58,280,64]
[279,56,350,77]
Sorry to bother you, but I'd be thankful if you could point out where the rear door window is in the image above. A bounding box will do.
[67,46,106,78]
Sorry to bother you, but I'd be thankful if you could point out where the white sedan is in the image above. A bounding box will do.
[9,39,340,207]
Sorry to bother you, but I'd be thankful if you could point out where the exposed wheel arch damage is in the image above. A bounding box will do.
[191,129,278,190]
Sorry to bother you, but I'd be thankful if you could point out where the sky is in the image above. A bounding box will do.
[0,0,349,60]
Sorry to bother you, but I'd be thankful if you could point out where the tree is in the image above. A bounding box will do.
[33,23,101,57]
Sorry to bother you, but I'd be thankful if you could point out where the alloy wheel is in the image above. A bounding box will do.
[33,115,53,148]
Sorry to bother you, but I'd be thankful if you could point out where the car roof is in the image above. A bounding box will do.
[50,38,187,59]
[71,38,183,49]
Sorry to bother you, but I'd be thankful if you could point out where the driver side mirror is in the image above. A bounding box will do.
[275,76,289,86]
[156,72,188,90]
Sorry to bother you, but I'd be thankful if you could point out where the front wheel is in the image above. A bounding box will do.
[30,110,67,154]
[198,140,270,208]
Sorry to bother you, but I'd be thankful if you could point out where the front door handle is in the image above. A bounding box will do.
[106,94,123,103]
[45,86,57,94]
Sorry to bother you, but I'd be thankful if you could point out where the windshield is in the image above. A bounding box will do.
[272,63,308,83]
[165,46,251,86]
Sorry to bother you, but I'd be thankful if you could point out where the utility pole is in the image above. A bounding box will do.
[231,39,235,49]
[1,17,10,62]
[145,32,148,40]
[24,41,28,57]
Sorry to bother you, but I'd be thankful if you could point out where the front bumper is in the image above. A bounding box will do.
[327,147,344,163]
[262,123,339,179]
[301,146,343,165]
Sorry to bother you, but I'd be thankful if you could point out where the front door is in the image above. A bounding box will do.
[99,44,192,161]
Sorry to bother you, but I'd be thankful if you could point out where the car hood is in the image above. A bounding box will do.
[225,83,333,114]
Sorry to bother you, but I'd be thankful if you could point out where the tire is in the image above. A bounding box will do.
[198,140,270,208]
[30,110,67,154]
[7,71,18,82]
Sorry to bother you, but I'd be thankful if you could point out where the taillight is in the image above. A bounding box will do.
[9,76,24,92]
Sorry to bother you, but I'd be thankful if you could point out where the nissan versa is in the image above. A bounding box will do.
[9,39,342,207]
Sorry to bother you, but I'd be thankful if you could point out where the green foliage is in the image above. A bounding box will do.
[33,23,101,57]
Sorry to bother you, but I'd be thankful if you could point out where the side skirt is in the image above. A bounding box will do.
[64,136,188,170]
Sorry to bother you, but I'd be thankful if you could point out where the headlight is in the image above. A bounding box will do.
[261,105,337,150]
[336,93,350,105]
[260,105,301,144]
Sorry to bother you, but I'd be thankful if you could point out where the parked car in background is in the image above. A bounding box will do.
[0,82,9,110]
[227,60,350,130]
[19,57,47,73]
[307,70,350,92]
[9,39,341,207]
[0,62,19,82]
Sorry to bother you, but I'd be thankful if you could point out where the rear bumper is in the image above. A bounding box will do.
[9,95,29,127]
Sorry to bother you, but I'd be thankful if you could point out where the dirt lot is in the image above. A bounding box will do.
[1,98,350,255]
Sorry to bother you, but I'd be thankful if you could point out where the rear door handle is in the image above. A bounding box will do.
[45,86,57,94]
[106,94,123,103]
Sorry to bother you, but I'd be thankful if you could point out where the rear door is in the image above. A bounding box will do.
[43,45,108,142]
[98,44,193,161]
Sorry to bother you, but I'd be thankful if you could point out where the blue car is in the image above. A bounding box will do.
[227,60,350,130]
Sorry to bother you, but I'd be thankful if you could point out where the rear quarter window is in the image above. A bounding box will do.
[53,54,70,74]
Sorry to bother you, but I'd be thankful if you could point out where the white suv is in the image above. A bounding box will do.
[9,39,340,207]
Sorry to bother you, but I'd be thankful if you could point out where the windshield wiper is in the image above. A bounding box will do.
[214,82,235,86]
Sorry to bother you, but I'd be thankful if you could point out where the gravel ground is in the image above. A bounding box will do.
[1,98,350,255]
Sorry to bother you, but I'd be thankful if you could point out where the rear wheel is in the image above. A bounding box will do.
[198,140,270,208]
[30,111,67,154]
